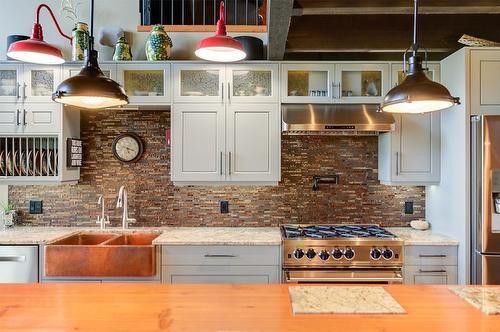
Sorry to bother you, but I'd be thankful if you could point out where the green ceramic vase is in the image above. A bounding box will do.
[145,25,172,61]
[72,22,89,61]
[113,36,133,61]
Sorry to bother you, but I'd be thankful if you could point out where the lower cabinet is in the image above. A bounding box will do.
[0,245,38,283]
[161,245,281,284]
[403,245,458,284]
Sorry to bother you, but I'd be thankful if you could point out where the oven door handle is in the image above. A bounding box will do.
[285,271,403,284]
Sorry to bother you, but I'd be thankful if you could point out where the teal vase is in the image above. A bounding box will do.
[145,25,172,61]
[113,36,133,61]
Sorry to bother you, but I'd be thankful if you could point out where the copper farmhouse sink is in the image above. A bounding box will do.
[44,232,160,277]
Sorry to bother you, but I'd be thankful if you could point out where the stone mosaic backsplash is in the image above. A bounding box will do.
[8,110,424,227]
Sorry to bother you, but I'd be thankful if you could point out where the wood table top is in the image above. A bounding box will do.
[0,284,499,332]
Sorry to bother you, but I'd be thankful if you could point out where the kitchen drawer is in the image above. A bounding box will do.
[161,265,280,284]
[0,245,38,283]
[404,265,458,285]
[404,245,458,266]
[162,245,280,266]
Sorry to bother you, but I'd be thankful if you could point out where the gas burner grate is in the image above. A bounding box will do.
[282,224,397,239]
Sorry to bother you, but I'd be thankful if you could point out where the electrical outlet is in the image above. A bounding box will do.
[220,200,229,214]
[404,201,414,214]
[29,200,43,214]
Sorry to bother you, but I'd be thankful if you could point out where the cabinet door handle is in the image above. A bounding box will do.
[204,254,237,258]
[419,254,447,258]
[418,269,446,273]
[0,256,26,262]
[23,83,26,100]
[220,151,223,175]
[221,82,224,102]
[331,82,335,99]
[228,82,231,101]
[338,82,342,99]
[16,109,20,126]
[228,151,231,175]
[395,152,400,175]
[16,83,20,99]
[23,109,27,125]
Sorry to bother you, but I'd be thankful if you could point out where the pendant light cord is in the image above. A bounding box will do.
[412,0,418,55]
[89,0,95,50]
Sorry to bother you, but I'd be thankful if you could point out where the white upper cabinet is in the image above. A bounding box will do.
[0,64,22,104]
[390,62,440,88]
[117,63,170,104]
[171,103,226,182]
[226,104,280,182]
[470,50,500,115]
[334,63,389,104]
[281,63,334,103]
[23,65,61,103]
[226,64,279,103]
[173,64,225,103]
[63,63,117,80]
[0,104,22,134]
[378,62,441,185]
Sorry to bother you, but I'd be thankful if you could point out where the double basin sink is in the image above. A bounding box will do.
[44,232,160,277]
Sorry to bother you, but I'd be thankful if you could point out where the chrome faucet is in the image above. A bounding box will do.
[116,186,136,229]
[96,195,110,229]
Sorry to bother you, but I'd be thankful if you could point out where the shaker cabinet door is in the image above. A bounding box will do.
[226,104,280,182]
[171,104,226,182]
[0,105,23,134]
[23,65,61,103]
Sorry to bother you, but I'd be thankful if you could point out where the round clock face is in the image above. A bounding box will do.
[112,134,143,162]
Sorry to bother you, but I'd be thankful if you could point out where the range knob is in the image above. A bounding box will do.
[382,248,394,260]
[332,248,343,260]
[293,248,304,260]
[370,248,382,260]
[319,250,330,261]
[344,247,355,260]
[306,248,316,260]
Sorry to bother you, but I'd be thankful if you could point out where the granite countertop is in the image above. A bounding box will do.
[152,227,282,245]
[0,226,282,246]
[450,287,500,315]
[289,286,406,314]
[387,227,459,246]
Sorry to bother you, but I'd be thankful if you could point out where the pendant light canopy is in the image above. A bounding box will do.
[52,0,128,109]
[195,1,246,62]
[381,0,459,114]
[7,4,71,64]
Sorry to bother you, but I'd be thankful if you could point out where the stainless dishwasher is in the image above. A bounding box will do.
[0,246,38,283]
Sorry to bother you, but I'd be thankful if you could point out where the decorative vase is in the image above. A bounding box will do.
[113,36,132,61]
[4,211,17,227]
[72,22,89,61]
[145,25,172,61]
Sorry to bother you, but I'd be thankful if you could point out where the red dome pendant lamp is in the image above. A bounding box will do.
[7,4,72,64]
[195,1,246,62]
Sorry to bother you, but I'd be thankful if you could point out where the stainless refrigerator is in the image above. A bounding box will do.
[471,115,500,284]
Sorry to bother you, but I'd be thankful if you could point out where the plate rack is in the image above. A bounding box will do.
[0,136,58,177]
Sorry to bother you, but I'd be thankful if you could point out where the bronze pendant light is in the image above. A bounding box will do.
[381,0,459,114]
[52,0,128,109]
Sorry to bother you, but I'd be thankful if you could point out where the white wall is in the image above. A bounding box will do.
[426,48,470,284]
[0,0,267,61]
[0,186,7,206]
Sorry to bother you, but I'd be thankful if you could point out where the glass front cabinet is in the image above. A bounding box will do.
[173,64,225,103]
[226,64,279,103]
[391,62,440,88]
[281,63,389,104]
[63,63,117,80]
[117,63,170,104]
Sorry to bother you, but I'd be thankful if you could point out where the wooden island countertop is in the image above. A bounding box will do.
[0,284,499,332]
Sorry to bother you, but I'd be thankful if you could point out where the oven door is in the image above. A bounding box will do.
[284,269,403,284]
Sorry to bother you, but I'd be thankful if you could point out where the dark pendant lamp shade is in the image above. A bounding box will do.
[381,56,459,113]
[381,0,459,114]
[53,50,128,109]
[52,0,128,109]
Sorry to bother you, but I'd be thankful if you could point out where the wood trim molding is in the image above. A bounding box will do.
[293,6,500,16]
[137,25,267,33]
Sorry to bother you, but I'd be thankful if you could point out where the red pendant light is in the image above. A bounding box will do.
[7,4,71,64]
[195,1,246,62]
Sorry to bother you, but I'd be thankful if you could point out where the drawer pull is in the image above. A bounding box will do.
[419,254,447,258]
[204,254,237,258]
[418,269,446,273]
[0,256,26,262]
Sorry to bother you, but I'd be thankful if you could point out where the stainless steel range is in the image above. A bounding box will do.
[281,225,404,284]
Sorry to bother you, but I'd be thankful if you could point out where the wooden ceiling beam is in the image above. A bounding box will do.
[293,6,500,16]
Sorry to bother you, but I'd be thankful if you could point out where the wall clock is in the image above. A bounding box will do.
[112,133,144,162]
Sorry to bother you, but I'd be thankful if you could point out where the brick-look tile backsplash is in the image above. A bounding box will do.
[8,109,424,227]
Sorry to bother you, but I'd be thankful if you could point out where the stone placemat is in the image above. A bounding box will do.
[288,286,406,314]
[450,287,500,315]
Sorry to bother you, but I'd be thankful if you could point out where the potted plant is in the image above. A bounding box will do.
[1,202,18,227]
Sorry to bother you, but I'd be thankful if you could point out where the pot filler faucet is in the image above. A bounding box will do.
[116,186,136,229]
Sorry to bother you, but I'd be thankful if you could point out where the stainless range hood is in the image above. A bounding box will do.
[282,104,395,136]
